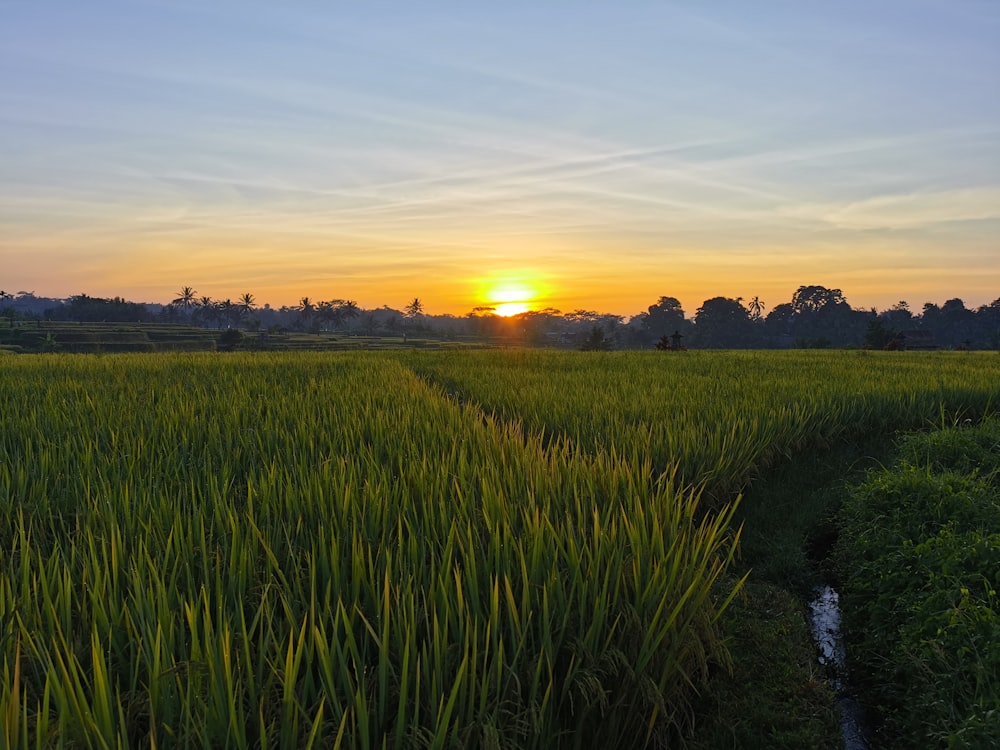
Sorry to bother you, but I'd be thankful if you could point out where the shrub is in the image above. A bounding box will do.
[836,419,1000,747]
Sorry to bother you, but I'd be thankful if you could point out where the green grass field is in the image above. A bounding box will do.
[1,350,996,748]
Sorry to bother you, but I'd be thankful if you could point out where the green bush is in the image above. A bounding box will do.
[836,419,1000,748]
[895,420,1000,479]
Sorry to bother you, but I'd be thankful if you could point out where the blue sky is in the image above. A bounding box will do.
[2,0,998,314]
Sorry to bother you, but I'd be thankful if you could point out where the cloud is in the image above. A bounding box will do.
[781,187,1000,230]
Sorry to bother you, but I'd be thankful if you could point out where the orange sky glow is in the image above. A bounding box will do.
[2,3,998,318]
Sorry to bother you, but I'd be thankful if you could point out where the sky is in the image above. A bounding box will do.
[2,0,998,317]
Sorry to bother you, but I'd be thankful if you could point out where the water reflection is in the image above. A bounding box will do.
[807,584,871,750]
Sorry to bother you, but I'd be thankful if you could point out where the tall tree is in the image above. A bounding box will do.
[788,285,863,346]
[296,297,316,330]
[580,326,613,351]
[217,299,239,328]
[932,298,975,348]
[642,296,689,343]
[172,286,197,319]
[339,300,361,326]
[194,296,216,327]
[763,303,796,344]
[790,285,846,314]
[880,300,914,330]
[692,297,754,348]
[405,297,424,317]
[239,292,255,316]
[977,298,1000,349]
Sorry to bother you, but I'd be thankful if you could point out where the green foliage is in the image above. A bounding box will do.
[217,327,244,351]
[405,349,1000,505]
[0,351,996,747]
[864,318,897,350]
[688,582,841,750]
[0,352,744,748]
[40,332,60,352]
[836,418,1000,748]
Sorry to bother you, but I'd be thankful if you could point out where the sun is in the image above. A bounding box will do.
[483,280,538,317]
[493,301,531,317]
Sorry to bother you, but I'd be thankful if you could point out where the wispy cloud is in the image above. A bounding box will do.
[781,187,1000,230]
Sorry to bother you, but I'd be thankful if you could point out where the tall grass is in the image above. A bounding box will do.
[2,350,995,747]
[404,349,998,502]
[1,353,743,748]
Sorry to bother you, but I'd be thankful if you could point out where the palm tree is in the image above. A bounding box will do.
[296,297,316,330]
[404,297,423,317]
[748,296,765,321]
[194,296,215,327]
[191,295,215,325]
[217,299,238,328]
[239,292,255,317]
[172,286,197,319]
[317,299,340,331]
[340,300,360,326]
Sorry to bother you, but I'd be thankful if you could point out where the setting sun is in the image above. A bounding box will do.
[480,278,541,317]
[493,301,531,317]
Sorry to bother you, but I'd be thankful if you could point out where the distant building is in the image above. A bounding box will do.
[895,330,938,351]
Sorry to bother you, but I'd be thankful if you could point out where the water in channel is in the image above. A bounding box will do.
[807,584,871,750]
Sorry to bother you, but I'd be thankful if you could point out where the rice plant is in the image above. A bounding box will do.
[0,350,995,747]
[1,353,741,748]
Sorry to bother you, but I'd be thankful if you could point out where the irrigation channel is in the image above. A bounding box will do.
[807,585,871,750]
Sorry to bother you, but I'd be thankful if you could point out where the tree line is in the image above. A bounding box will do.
[1,285,998,350]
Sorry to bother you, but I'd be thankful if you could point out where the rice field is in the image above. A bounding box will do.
[1,350,996,748]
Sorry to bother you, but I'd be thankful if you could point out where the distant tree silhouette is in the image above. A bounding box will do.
[405,297,424,317]
[937,298,975,348]
[172,286,197,318]
[565,309,600,324]
[217,299,239,328]
[324,299,361,331]
[56,294,152,323]
[978,298,1000,349]
[880,300,914,331]
[641,296,689,344]
[296,297,317,330]
[194,296,218,327]
[787,284,868,346]
[580,326,612,351]
[693,297,754,348]
[239,292,255,317]
[340,300,360,324]
[864,319,897,349]
[790,285,846,314]
[763,303,795,343]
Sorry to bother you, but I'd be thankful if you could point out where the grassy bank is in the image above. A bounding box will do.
[835,418,1000,747]
[688,433,896,749]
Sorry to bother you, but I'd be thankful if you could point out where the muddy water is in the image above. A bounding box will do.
[807,585,871,750]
